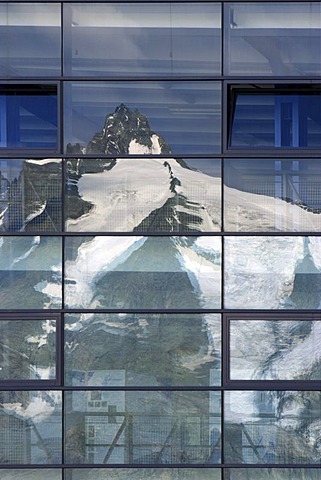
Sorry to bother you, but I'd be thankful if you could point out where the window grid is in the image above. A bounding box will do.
[0,1,320,480]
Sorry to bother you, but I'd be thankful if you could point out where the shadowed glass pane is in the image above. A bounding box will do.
[224,159,321,232]
[229,88,321,149]
[0,159,62,232]
[65,158,221,232]
[65,313,221,387]
[65,468,221,480]
[0,3,60,77]
[64,236,221,310]
[0,236,62,309]
[225,469,321,480]
[64,3,221,77]
[0,85,58,150]
[224,236,321,309]
[225,3,321,76]
[0,317,56,381]
[64,82,221,155]
[225,391,321,464]
[65,391,221,464]
[0,391,61,464]
[229,316,321,381]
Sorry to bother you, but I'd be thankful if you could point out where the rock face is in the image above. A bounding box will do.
[67,104,172,155]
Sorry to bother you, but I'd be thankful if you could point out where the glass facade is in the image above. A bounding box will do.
[1,1,321,479]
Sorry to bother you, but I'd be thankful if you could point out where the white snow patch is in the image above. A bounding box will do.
[65,236,146,308]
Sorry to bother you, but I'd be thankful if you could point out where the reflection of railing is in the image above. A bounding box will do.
[226,421,318,465]
[84,413,221,464]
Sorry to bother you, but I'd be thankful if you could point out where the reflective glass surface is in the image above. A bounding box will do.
[65,158,221,232]
[229,89,321,149]
[225,3,321,76]
[64,236,221,310]
[0,471,61,480]
[226,469,321,480]
[224,236,321,310]
[64,82,221,155]
[0,85,58,150]
[225,391,321,464]
[64,3,221,77]
[65,313,221,387]
[65,391,221,464]
[65,469,221,479]
[0,317,56,381]
[0,159,62,232]
[0,3,61,77]
[0,390,61,464]
[224,159,321,232]
[229,316,321,381]
[0,236,62,309]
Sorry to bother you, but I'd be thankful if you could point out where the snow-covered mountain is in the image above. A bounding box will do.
[66,104,221,232]
[67,103,171,156]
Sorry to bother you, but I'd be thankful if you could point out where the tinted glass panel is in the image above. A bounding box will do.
[225,391,321,464]
[65,313,221,387]
[224,159,321,232]
[0,471,61,480]
[0,390,61,464]
[65,391,221,464]
[224,236,321,310]
[225,3,321,76]
[0,159,61,232]
[226,469,321,480]
[0,85,58,150]
[0,317,56,381]
[0,236,62,309]
[64,236,221,310]
[229,316,321,381]
[65,158,221,232]
[64,3,221,77]
[65,469,221,480]
[0,3,60,77]
[229,88,321,149]
[64,82,221,155]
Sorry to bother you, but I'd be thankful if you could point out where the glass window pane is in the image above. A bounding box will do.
[229,87,321,149]
[65,391,221,464]
[0,390,61,464]
[0,236,62,309]
[65,468,221,480]
[0,159,62,232]
[0,3,61,77]
[229,315,321,381]
[64,236,221,310]
[64,3,221,77]
[225,3,321,76]
[0,470,61,480]
[0,85,58,150]
[0,317,57,381]
[65,158,221,232]
[224,159,321,232]
[225,469,321,480]
[225,391,321,464]
[224,236,321,310]
[64,82,221,155]
[65,313,221,387]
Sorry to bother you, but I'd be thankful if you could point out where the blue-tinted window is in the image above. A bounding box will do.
[0,85,58,150]
[229,85,321,149]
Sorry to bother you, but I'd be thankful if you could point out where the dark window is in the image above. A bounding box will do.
[228,85,321,149]
[0,84,58,150]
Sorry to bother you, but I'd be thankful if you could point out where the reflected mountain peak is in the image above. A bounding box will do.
[69,103,172,156]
